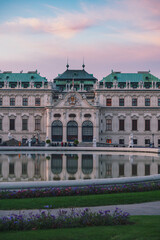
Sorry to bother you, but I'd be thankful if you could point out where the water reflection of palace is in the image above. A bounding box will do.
[0,154,160,182]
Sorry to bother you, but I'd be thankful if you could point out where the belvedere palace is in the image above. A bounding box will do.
[0,64,160,147]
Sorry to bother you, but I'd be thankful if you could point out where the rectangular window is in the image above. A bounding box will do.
[133,139,137,145]
[119,164,124,176]
[132,98,137,106]
[119,98,124,106]
[106,164,112,177]
[106,139,112,144]
[119,139,124,145]
[106,98,112,106]
[22,119,28,131]
[119,119,125,131]
[145,98,150,106]
[145,120,150,131]
[22,98,28,106]
[158,98,160,106]
[158,139,160,147]
[132,164,137,176]
[35,119,41,131]
[10,98,15,106]
[35,98,41,106]
[132,119,137,131]
[145,139,150,146]
[0,119,2,130]
[145,164,150,176]
[158,165,160,174]
[0,98,2,106]
[158,120,160,131]
[22,163,27,175]
[9,163,14,175]
[106,119,112,131]
[10,119,15,130]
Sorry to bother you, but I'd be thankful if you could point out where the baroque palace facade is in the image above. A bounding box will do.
[0,65,160,147]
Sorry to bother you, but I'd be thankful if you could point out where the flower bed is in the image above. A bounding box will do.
[0,208,131,231]
[0,181,160,199]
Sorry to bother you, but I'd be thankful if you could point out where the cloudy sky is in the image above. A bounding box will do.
[0,0,160,80]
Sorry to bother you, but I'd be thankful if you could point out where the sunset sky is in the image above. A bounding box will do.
[0,0,160,81]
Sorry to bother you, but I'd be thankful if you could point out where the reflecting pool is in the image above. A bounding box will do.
[0,152,160,182]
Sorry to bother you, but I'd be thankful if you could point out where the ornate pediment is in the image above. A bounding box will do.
[64,93,81,106]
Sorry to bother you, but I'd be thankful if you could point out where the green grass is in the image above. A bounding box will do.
[0,216,160,240]
[0,190,160,210]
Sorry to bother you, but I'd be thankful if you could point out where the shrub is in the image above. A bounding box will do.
[0,208,131,231]
[0,181,159,200]
[46,139,51,144]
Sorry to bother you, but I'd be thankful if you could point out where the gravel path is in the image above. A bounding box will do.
[0,201,160,218]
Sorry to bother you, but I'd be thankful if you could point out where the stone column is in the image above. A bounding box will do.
[63,125,67,142]
[78,126,82,142]
[46,109,51,140]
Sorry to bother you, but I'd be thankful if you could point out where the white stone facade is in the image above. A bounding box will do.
[0,74,160,147]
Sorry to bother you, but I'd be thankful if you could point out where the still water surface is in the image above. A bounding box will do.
[0,152,160,182]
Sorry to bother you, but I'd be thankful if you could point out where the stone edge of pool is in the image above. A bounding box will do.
[0,146,159,154]
[0,147,160,189]
[0,175,160,190]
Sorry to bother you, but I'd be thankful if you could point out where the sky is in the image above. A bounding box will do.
[0,0,160,81]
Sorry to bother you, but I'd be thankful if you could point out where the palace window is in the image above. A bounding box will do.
[119,119,125,131]
[145,98,150,106]
[145,164,150,176]
[119,98,124,106]
[133,139,137,145]
[132,119,137,131]
[10,98,15,106]
[10,119,15,130]
[106,98,112,106]
[145,139,150,146]
[22,98,28,106]
[119,164,124,176]
[106,119,112,131]
[106,139,112,144]
[158,98,160,106]
[35,119,41,131]
[158,120,160,131]
[0,119,2,130]
[145,120,150,131]
[22,163,27,175]
[119,139,124,145]
[132,164,137,176]
[9,163,14,175]
[35,98,41,106]
[132,98,137,106]
[22,119,28,131]
[0,98,2,106]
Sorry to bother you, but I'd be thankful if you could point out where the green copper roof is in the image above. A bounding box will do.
[0,71,48,82]
[54,69,97,81]
[100,71,160,83]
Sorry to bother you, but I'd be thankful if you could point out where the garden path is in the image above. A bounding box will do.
[0,201,160,218]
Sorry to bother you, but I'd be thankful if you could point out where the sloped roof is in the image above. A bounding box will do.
[0,72,48,82]
[100,72,160,83]
[54,69,97,81]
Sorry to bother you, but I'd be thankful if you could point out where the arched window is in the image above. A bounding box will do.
[82,121,93,142]
[66,154,78,174]
[82,155,93,174]
[51,154,62,174]
[52,120,63,142]
[67,121,78,142]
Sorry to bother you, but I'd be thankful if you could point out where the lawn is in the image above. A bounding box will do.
[0,216,159,240]
[0,190,159,210]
